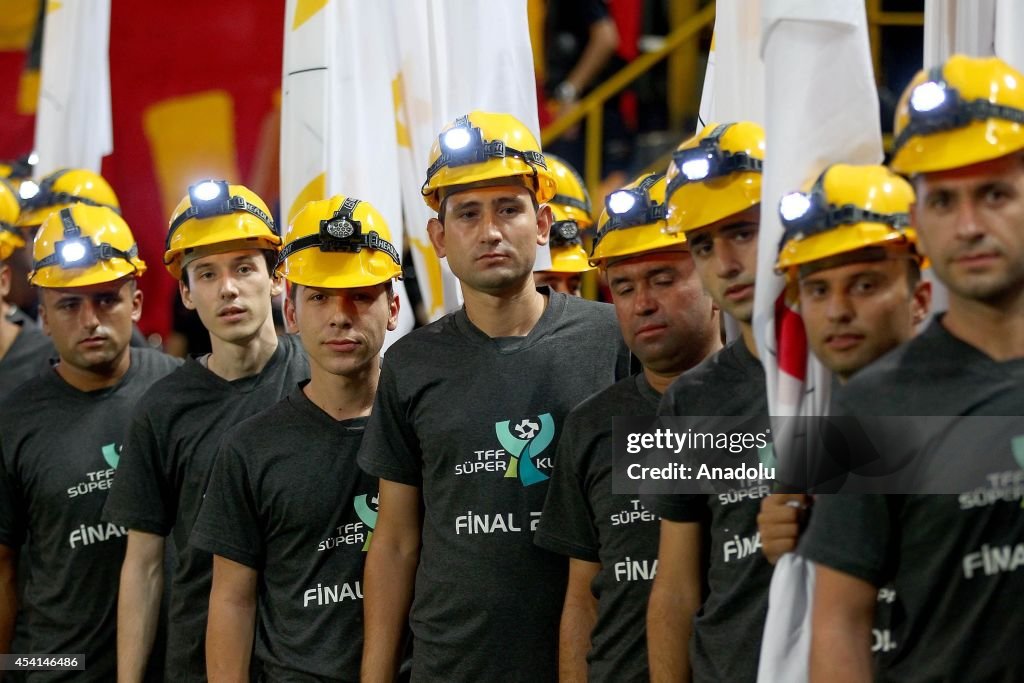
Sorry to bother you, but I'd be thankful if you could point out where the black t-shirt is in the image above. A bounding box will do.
[358,292,631,683]
[535,373,661,683]
[0,349,180,682]
[190,385,377,682]
[799,318,1024,682]
[0,319,53,402]
[102,334,309,681]
[642,339,773,683]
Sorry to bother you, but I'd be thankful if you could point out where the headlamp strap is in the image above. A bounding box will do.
[667,123,763,198]
[599,174,667,239]
[894,64,1024,153]
[32,208,138,271]
[779,205,912,250]
[423,116,549,191]
[278,199,401,268]
[166,193,277,250]
[551,194,590,213]
[60,206,82,238]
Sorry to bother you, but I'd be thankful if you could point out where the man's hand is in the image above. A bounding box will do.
[758,493,811,565]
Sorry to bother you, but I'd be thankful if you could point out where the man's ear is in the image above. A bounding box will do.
[270,271,284,298]
[427,217,446,259]
[911,278,932,328]
[131,284,144,324]
[178,279,196,311]
[536,204,553,246]
[283,287,299,334]
[0,262,10,301]
[387,292,401,332]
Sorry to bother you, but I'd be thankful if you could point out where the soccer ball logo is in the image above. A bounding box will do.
[514,419,540,440]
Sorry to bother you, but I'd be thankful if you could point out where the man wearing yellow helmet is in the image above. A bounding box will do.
[359,111,630,683]
[0,205,179,681]
[103,180,309,681]
[8,168,122,324]
[535,172,720,681]
[190,196,400,680]
[643,121,776,683]
[755,165,932,675]
[775,165,932,384]
[800,55,1024,683]
[533,155,595,297]
[0,178,52,400]
[760,164,931,563]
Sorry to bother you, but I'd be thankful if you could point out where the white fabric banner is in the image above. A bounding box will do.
[696,0,767,343]
[756,1,882,680]
[995,0,1024,73]
[281,0,414,350]
[393,0,546,318]
[710,0,765,126]
[33,0,113,176]
[283,1,542,331]
[923,0,997,67]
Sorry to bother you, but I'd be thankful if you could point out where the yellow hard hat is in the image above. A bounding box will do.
[546,154,593,228]
[0,178,24,261]
[164,180,280,280]
[29,204,146,288]
[17,168,121,230]
[775,164,919,277]
[590,173,685,266]
[544,203,594,274]
[281,195,403,289]
[665,121,765,235]
[892,55,1024,175]
[421,111,557,212]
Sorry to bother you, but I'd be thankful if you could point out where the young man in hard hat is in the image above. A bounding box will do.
[191,195,400,681]
[644,121,775,683]
[758,164,931,564]
[10,169,122,323]
[103,180,308,681]
[0,205,179,681]
[536,171,721,681]
[358,111,630,682]
[802,55,1024,682]
[533,155,595,297]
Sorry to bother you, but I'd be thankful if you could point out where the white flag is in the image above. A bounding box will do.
[393,0,546,320]
[33,0,113,176]
[697,0,767,343]
[755,1,882,680]
[284,1,542,329]
[923,0,996,67]
[705,0,765,126]
[281,0,414,350]
[995,0,1024,73]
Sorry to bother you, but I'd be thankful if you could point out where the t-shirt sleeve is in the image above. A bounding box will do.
[0,441,26,548]
[102,408,176,534]
[357,359,423,487]
[797,494,894,588]
[189,442,264,569]
[535,421,600,562]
